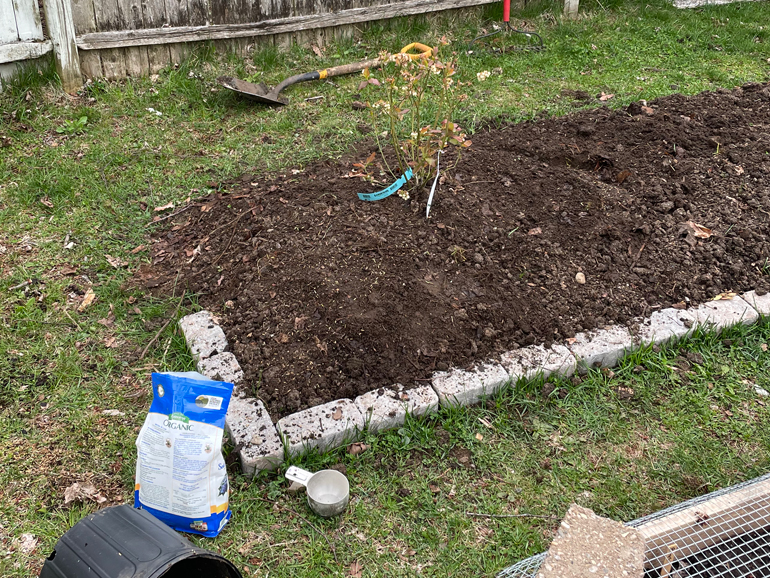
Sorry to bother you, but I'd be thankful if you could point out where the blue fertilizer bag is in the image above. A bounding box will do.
[135,372,233,537]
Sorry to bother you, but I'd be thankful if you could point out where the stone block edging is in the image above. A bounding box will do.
[177,289,768,476]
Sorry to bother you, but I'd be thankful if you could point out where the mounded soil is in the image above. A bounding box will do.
[144,83,770,420]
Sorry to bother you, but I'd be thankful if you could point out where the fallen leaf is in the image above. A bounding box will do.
[331,408,343,420]
[154,202,174,212]
[712,291,736,301]
[131,244,146,254]
[78,287,96,312]
[599,92,614,101]
[60,265,78,276]
[315,336,328,354]
[64,482,107,506]
[641,105,655,115]
[478,417,494,429]
[475,432,484,441]
[40,196,54,208]
[97,314,115,327]
[761,343,768,352]
[217,275,224,286]
[616,169,632,184]
[105,254,127,268]
[527,227,542,236]
[102,409,125,416]
[104,336,117,348]
[347,561,363,578]
[311,44,325,58]
[17,533,37,555]
[429,484,441,493]
[348,442,369,456]
[683,220,713,239]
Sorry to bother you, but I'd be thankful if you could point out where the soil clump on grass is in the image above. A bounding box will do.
[145,83,770,420]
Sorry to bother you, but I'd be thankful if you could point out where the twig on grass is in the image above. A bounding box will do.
[62,308,82,331]
[148,203,199,225]
[244,495,339,563]
[465,511,560,521]
[9,280,31,291]
[140,292,185,360]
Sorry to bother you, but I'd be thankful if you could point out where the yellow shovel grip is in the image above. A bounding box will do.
[399,42,433,60]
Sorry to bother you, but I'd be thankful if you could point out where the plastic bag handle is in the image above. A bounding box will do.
[285,466,314,486]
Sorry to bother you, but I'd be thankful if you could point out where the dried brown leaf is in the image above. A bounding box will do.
[78,287,96,312]
[527,227,542,236]
[685,220,713,239]
[347,561,363,578]
[105,254,127,268]
[154,201,174,212]
[347,442,370,456]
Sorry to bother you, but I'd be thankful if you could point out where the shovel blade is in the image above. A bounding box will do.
[217,76,288,106]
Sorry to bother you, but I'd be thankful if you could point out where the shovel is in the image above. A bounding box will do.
[217,42,432,106]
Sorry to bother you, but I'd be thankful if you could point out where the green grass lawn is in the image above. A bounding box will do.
[1,0,770,575]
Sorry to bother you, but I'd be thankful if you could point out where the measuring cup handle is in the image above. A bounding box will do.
[285,466,314,486]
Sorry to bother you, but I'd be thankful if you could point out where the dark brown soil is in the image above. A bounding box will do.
[145,83,770,420]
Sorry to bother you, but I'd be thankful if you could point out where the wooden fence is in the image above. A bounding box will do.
[1,0,579,91]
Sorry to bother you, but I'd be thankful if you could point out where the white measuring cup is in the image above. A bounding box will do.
[285,466,350,518]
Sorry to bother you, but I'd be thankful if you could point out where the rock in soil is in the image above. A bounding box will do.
[146,83,770,419]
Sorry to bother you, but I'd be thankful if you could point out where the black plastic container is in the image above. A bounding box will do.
[40,505,242,578]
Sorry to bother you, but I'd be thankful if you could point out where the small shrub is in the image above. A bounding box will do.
[358,41,472,202]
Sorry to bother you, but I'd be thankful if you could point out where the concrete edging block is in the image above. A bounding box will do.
[225,396,284,475]
[355,384,439,434]
[178,310,228,361]
[692,296,758,330]
[431,363,510,408]
[197,352,244,385]
[500,343,576,381]
[568,325,637,374]
[277,399,364,456]
[634,307,697,346]
[740,291,770,317]
[178,285,769,473]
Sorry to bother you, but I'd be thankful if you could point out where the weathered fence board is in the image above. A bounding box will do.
[7,0,554,87]
[77,0,498,50]
[0,39,52,63]
[70,0,102,77]
[13,0,44,40]
[42,0,83,90]
[1,0,20,44]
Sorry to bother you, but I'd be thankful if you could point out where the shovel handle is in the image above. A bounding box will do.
[285,466,314,486]
[317,44,431,79]
[318,58,383,80]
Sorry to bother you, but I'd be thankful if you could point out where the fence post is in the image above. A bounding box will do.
[41,0,81,93]
[564,0,578,19]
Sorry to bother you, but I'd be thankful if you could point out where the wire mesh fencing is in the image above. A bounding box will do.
[497,472,770,578]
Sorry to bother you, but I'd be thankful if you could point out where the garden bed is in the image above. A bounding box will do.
[145,82,770,420]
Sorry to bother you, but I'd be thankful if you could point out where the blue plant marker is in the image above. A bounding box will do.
[358,168,413,201]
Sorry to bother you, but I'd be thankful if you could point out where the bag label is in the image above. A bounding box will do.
[135,372,233,537]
